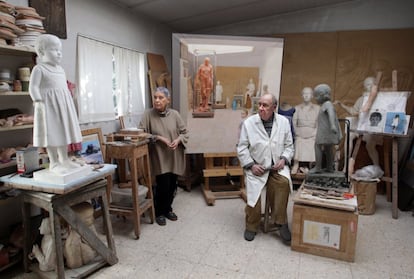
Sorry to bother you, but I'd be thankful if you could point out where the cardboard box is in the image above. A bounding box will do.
[16,147,39,174]
[291,203,358,262]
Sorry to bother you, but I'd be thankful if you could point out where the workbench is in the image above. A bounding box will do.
[0,164,118,278]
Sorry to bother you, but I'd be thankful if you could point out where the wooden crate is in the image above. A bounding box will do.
[291,203,358,262]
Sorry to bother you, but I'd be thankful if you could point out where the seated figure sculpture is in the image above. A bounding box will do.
[291,87,320,174]
[29,218,56,272]
[334,76,383,166]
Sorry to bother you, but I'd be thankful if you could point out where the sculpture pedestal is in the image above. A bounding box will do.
[305,171,348,190]
[33,165,93,185]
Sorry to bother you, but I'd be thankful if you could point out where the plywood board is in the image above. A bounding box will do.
[186,109,242,154]
[215,66,259,106]
[277,29,414,119]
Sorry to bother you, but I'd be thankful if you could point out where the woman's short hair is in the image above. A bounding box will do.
[156,87,170,98]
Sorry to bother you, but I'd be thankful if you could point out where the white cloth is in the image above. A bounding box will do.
[237,113,294,207]
[30,64,82,147]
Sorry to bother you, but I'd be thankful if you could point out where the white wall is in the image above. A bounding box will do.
[8,0,174,134]
[2,0,173,236]
[199,0,414,35]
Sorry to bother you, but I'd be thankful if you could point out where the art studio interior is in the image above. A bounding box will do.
[0,0,413,278]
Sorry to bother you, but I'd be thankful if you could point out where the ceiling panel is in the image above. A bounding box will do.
[110,0,354,32]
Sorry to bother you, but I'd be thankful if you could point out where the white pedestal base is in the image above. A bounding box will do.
[33,165,93,185]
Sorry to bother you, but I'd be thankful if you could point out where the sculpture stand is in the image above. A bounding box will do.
[304,171,349,191]
[192,110,214,118]
[34,165,93,185]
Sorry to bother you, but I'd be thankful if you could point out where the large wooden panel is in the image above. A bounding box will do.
[215,66,259,105]
[278,32,338,107]
[278,29,414,119]
[335,29,414,118]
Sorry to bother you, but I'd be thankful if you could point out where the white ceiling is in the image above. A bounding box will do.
[109,0,354,32]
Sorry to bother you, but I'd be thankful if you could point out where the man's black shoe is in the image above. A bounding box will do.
[156,215,166,226]
[244,230,256,241]
[279,223,291,244]
[166,212,178,221]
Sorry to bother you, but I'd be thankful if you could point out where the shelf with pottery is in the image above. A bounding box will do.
[0,91,30,96]
[0,44,36,56]
[0,124,33,132]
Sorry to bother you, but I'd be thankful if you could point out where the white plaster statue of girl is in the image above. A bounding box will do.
[29,217,56,272]
[29,34,82,173]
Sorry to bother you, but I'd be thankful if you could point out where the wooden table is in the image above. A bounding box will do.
[351,131,409,219]
[0,164,118,279]
[105,140,155,239]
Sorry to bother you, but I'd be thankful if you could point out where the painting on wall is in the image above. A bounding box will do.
[29,0,67,39]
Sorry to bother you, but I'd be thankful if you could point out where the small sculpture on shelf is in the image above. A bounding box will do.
[244,78,255,108]
[215,80,223,104]
[29,217,56,272]
[29,34,82,174]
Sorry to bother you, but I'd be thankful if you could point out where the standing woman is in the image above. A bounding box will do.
[139,87,189,226]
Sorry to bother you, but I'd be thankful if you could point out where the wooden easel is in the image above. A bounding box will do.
[350,70,409,219]
[202,152,246,205]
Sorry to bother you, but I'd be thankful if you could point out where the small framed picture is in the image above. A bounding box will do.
[383,112,410,135]
[80,128,105,164]
[232,95,243,109]
[251,97,260,114]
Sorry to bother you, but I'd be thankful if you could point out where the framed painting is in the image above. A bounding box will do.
[80,128,105,164]
[29,0,67,39]
[383,112,410,135]
[233,95,243,110]
[251,97,260,114]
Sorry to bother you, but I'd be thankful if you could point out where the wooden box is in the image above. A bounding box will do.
[291,203,358,262]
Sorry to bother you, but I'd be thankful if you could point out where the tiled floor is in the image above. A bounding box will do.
[5,185,414,279]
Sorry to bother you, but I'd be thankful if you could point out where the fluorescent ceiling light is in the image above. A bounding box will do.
[188,44,254,55]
